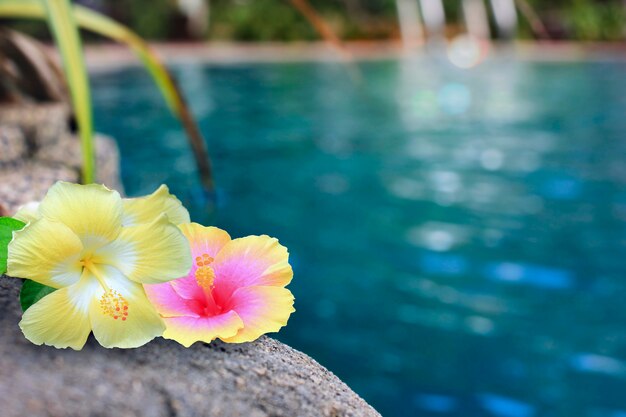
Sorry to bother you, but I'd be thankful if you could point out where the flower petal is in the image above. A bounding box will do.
[212,235,293,301]
[169,224,231,300]
[162,311,244,348]
[39,182,123,244]
[179,223,231,259]
[88,266,165,349]
[12,202,41,223]
[97,214,192,284]
[122,185,190,227]
[221,286,295,343]
[144,282,203,318]
[19,277,97,350]
[7,218,83,288]
[169,274,206,300]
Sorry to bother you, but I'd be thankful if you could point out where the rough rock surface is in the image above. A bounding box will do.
[0,275,381,417]
[0,103,123,215]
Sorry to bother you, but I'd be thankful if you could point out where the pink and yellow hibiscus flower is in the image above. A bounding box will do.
[145,224,295,347]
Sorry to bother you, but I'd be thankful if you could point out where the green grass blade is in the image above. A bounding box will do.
[42,0,95,184]
[0,0,214,191]
[0,0,346,191]
[71,6,214,191]
[0,1,42,18]
[73,7,177,109]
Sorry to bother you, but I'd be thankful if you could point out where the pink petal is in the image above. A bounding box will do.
[212,235,293,303]
[221,286,295,343]
[173,224,232,301]
[144,282,203,318]
[169,274,205,301]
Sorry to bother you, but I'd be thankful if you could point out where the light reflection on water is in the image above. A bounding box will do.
[93,55,626,417]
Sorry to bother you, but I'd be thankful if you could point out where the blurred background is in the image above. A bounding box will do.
[7,1,626,416]
[9,0,626,42]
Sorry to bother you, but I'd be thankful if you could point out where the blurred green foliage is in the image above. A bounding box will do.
[519,0,626,40]
[106,0,179,40]
[566,0,626,40]
[126,0,177,39]
[9,0,626,41]
[211,0,317,41]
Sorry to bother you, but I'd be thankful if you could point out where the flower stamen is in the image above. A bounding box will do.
[82,259,130,321]
[81,259,110,291]
[195,253,214,267]
[194,253,215,289]
[195,266,215,290]
[99,289,129,321]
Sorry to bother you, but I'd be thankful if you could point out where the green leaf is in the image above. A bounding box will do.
[20,279,56,312]
[43,0,96,184]
[0,217,25,274]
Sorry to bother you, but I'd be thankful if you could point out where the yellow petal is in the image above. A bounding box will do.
[221,286,295,343]
[19,277,97,350]
[122,184,190,226]
[7,218,83,288]
[96,214,192,284]
[88,266,165,348]
[179,223,231,258]
[162,311,244,348]
[13,202,41,223]
[39,182,123,245]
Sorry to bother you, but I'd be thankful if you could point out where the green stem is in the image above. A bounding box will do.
[43,0,95,183]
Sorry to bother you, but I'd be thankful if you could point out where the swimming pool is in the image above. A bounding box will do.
[93,54,626,417]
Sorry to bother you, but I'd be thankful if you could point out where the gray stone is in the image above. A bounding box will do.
[0,103,69,149]
[0,161,77,216]
[0,125,26,162]
[0,275,381,417]
[0,103,124,214]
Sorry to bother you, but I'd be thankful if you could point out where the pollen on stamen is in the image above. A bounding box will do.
[195,253,214,267]
[99,289,129,321]
[195,266,215,289]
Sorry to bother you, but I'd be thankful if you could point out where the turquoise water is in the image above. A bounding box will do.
[93,56,626,417]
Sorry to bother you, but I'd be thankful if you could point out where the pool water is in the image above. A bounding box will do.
[93,56,626,417]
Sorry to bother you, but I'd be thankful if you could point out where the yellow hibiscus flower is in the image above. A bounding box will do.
[7,182,192,350]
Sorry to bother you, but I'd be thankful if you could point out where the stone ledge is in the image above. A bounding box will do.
[0,275,381,417]
[0,102,124,214]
